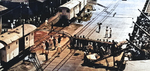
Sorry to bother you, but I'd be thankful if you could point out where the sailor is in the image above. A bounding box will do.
[92,41,96,52]
[109,28,112,38]
[79,36,83,48]
[41,41,46,54]
[76,36,80,48]
[45,46,49,61]
[86,52,100,61]
[105,26,109,38]
[49,35,53,49]
[97,23,102,33]
[58,35,62,46]
[53,37,57,50]
[111,40,117,53]
[73,35,77,48]
[56,44,62,57]
[45,40,49,50]
[88,42,93,52]
[82,37,88,50]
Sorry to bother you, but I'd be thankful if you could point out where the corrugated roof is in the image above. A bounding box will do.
[60,0,80,9]
[11,0,28,2]
[37,0,45,3]
[0,24,36,45]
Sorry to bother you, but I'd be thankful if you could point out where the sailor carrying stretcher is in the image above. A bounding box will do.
[86,52,100,61]
[84,50,101,65]
[84,42,100,61]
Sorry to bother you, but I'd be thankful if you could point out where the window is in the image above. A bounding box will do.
[26,37,28,41]
[8,46,10,49]
[31,33,33,35]
[16,41,18,44]
[67,9,70,13]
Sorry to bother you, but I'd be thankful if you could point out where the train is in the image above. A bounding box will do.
[57,0,87,26]
[0,0,88,69]
[0,0,88,62]
[0,24,36,63]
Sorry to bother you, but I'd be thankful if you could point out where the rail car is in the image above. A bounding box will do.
[0,24,36,63]
[58,0,87,26]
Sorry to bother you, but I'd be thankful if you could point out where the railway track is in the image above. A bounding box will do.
[76,0,117,36]
[42,41,74,70]
[86,0,120,37]
[42,0,120,71]
[31,25,64,51]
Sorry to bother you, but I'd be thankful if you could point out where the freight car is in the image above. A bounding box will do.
[0,24,36,63]
[58,0,87,26]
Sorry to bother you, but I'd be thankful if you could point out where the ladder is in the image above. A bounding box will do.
[0,65,4,71]
[28,53,43,71]
[0,61,4,71]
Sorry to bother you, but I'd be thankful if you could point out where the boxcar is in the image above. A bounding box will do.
[0,24,36,62]
[58,0,87,20]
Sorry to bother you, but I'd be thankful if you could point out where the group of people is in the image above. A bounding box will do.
[69,35,125,66]
[129,16,150,50]
[127,16,150,60]
[97,23,112,38]
[40,35,63,61]
[105,26,112,38]
[70,35,119,59]
[8,15,44,29]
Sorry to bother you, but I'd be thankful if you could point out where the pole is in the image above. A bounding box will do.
[138,9,150,21]
[126,39,149,54]
[23,23,25,49]
[133,22,150,37]
[126,39,141,51]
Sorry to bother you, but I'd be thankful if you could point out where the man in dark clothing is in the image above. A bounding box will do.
[97,23,102,33]
[92,41,96,52]
[111,40,116,54]
[73,35,77,48]
[76,36,80,48]
[53,37,57,49]
[128,33,134,42]
[58,35,61,44]
[109,28,112,38]
[45,40,49,61]
[45,40,49,50]
[69,36,74,48]
[79,36,83,48]
[105,26,108,38]
[82,38,87,51]
[45,50,49,61]
[97,42,104,58]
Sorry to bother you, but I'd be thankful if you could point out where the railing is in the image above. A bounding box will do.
[0,65,4,71]
[143,0,150,13]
